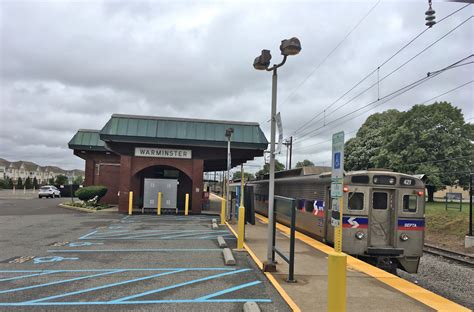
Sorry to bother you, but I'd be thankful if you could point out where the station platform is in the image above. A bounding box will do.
[227,214,469,312]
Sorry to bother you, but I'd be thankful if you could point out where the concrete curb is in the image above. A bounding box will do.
[217,236,227,248]
[58,203,100,213]
[222,248,236,265]
[243,301,261,312]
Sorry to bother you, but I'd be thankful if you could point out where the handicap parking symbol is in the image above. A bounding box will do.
[33,256,79,264]
[334,152,341,169]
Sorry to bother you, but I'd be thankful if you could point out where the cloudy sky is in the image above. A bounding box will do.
[0,0,472,173]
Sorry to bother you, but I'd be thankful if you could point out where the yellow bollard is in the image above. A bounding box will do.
[157,192,162,215]
[327,252,347,312]
[185,193,189,216]
[128,191,133,215]
[237,205,245,249]
[220,197,226,225]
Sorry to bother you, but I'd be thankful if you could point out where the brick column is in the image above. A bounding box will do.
[84,159,95,186]
[118,155,132,213]
[191,159,204,214]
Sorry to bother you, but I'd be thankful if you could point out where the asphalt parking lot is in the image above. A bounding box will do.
[0,198,290,311]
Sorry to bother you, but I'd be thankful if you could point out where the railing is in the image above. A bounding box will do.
[271,195,297,283]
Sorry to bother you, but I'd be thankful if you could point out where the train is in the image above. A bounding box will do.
[230,167,425,273]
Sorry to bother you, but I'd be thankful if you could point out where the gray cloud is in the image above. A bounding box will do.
[0,0,472,172]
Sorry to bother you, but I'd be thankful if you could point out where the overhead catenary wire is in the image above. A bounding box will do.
[294,15,473,141]
[290,3,472,138]
[295,79,474,153]
[279,0,381,110]
[292,54,473,145]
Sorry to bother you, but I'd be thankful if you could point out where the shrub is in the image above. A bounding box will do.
[75,185,108,202]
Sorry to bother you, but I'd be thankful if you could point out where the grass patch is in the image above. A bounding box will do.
[425,201,472,250]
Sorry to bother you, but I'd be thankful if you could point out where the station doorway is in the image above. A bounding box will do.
[136,165,192,212]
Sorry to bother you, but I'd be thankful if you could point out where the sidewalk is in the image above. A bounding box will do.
[227,215,468,312]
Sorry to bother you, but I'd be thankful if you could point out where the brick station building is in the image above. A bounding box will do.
[68,114,268,214]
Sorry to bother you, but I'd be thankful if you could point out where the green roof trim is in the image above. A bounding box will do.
[68,129,108,152]
[99,114,268,149]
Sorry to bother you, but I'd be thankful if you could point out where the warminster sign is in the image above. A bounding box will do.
[135,147,192,159]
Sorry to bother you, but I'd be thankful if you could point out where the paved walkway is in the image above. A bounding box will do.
[228,214,469,312]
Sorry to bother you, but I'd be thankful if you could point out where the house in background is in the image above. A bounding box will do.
[0,158,84,185]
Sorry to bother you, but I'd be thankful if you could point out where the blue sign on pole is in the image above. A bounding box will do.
[334,152,341,169]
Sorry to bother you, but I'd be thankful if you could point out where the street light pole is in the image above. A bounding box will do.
[225,128,234,222]
[253,37,301,269]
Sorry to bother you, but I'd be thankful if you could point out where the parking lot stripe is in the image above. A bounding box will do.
[0,268,237,273]
[0,270,125,294]
[0,299,273,306]
[196,280,263,301]
[78,230,98,240]
[0,271,61,282]
[25,269,185,303]
[48,248,222,253]
[112,268,252,302]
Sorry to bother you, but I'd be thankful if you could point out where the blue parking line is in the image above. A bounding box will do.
[48,248,222,253]
[159,231,223,239]
[0,270,125,294]
[0,268,236,273]
[196,280,262,301]
[112,268,251,302]
[25,269,185,303]
[0,271,61,282]
[78,230,98,240]
[0,299,272,306]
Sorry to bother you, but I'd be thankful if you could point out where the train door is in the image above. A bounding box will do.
[369,189,394,247]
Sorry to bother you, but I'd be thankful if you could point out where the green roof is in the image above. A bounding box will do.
[99,114,268,149]
[68,129,107,151]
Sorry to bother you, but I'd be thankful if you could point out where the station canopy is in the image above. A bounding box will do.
[69,114,269,171]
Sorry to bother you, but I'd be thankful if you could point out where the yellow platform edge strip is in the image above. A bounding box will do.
[254,214,469,312]
[225,222,301,312]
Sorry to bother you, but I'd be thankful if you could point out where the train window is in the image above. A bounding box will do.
[400,178,415,186]
[373,192,388,209]
[403,195,417,213]
[373,175,396,185]
[351,175,369,184]
[348,192,364,210]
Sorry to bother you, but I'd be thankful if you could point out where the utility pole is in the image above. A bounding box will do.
[289,136,293,170]
[283,136,293,170]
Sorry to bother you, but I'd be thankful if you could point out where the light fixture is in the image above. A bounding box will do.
[400,233,409,241]
[253,50,272,70]
[355,231,365,240]
[280,37,302,56]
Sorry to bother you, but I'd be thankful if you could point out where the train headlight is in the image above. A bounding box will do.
[355,231,365,240]
[400,233,409,241]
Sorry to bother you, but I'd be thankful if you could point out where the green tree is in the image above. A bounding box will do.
[32,177,39,189]
[54,174,68,185]
[256,159,285,177]
[48,177,55,185]
[24,177,32,189]
[0,179,5,189]
[5,177,13,189]
[16,177,23,189]
[345,109,402,170]
[345,102,473,202]
[232,171,255,181]
[295,159,315,168]
[73,176,84,185]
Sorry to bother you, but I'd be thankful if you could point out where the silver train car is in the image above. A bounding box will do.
[234,168,425,273]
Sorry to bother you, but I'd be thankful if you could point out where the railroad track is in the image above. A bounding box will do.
[423,243,474,267]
